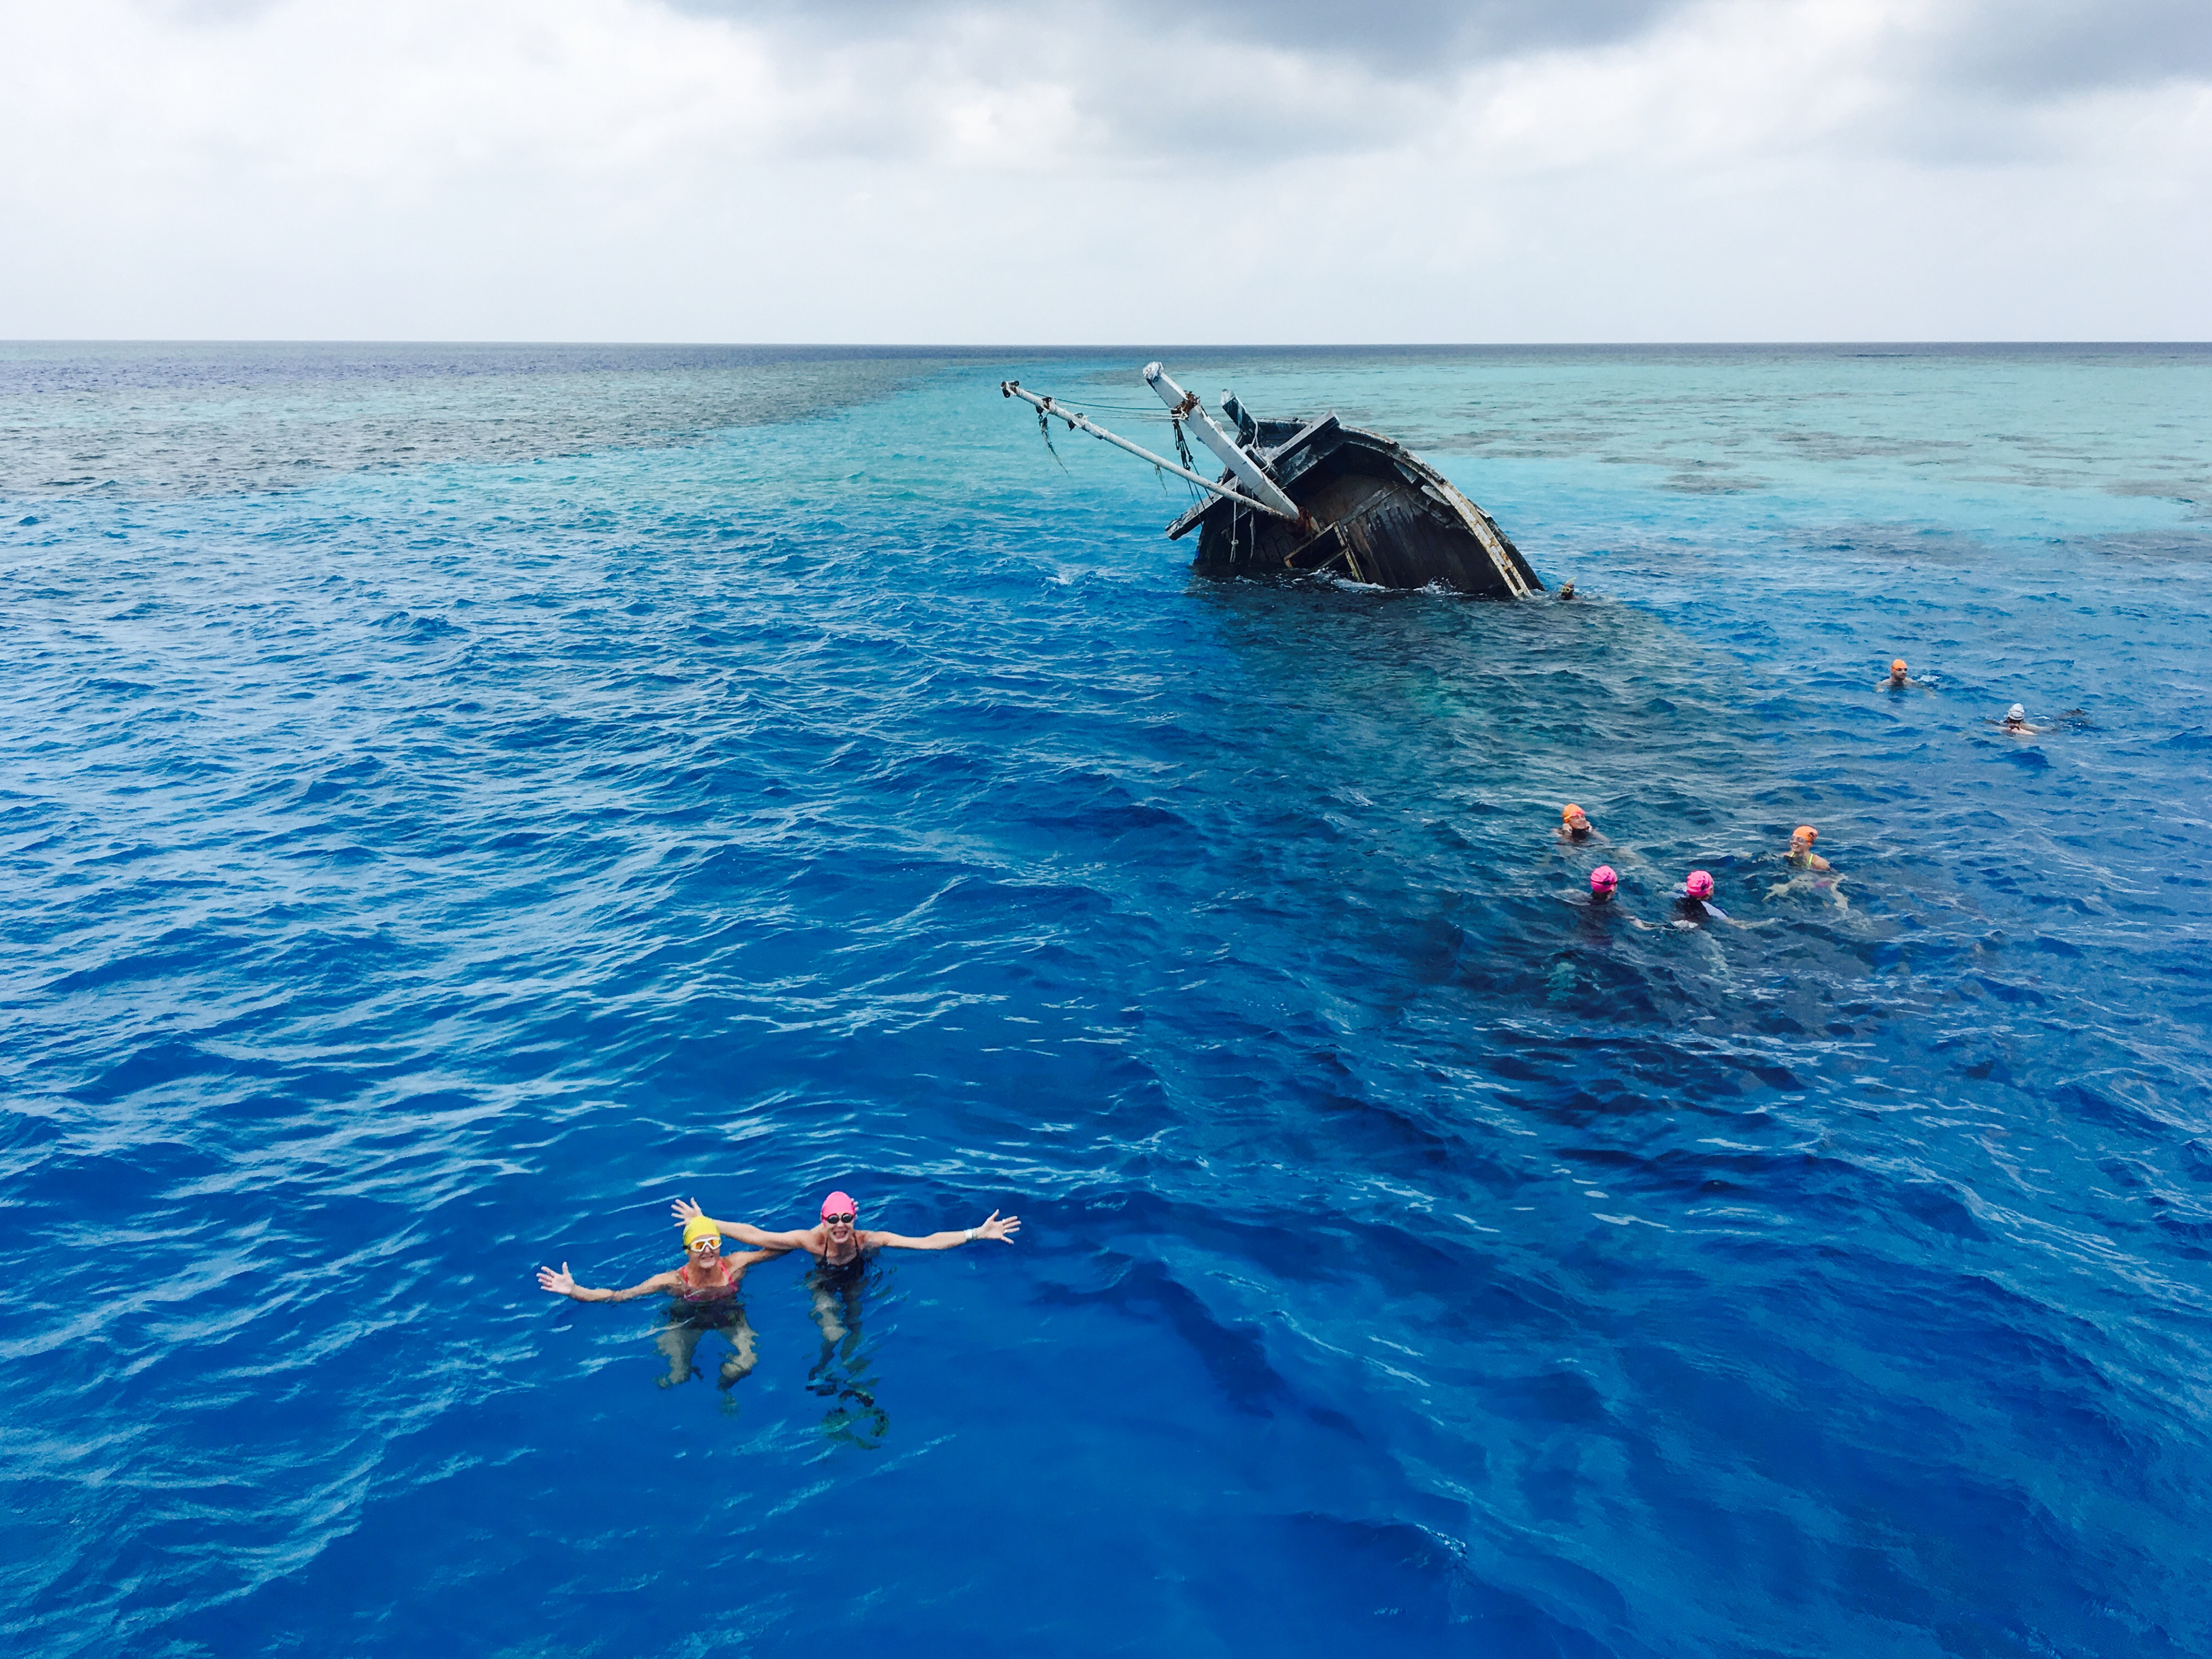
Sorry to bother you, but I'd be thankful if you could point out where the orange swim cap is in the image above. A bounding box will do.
[1891,659,1906,673]
[1793,825,1817,841]
[1562,803,1584,821]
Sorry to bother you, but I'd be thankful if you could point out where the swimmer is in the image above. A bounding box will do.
[1877,657,1931,692]
[1586,864,1669,930]
[673,1192,1019,1345]
[1559,803,1594,843]
[1996,702,2041,736]
[1558,581,1576,601]
[536,1216,788,1391]
[1767,827,1848,910]
[1785,825,1830,872]
[1675,869,1729,927]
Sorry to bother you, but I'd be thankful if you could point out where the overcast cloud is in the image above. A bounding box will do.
[2,0,2207,340]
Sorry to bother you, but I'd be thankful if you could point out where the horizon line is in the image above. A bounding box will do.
[5,338,2212,352]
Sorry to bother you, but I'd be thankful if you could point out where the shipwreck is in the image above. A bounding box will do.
[1001,363,1542,597]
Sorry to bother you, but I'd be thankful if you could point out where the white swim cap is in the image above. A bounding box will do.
[2007,703,2025,721]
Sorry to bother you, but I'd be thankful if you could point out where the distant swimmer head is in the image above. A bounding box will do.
[2006,703,2026,723]
[1792,825,1818,845]
[1589,865,1618,896]
[1561,804,1589,832]
[1892,659,1908,674]
[1685,870,1714,899]
[682,1217,723,1251]
[821,1191,858,1226]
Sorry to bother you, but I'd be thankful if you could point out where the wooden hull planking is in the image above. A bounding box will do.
[1169,416,1541,597]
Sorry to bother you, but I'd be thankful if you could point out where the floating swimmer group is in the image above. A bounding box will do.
[1555,653,2075,928]
[1564,803,1830,927]
[537,1190,1018,1419]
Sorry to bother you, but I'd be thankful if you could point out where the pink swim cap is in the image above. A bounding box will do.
[1685,870,1714,899]
[1589,866,1618,893]
[821,1190,856,1220]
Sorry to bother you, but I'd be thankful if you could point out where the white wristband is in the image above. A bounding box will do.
[963,1226,978,1242]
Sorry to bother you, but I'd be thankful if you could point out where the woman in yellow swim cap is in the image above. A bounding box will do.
[537,1216,791,1391]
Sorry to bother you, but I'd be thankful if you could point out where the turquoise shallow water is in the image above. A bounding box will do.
[3,342,2210,1657]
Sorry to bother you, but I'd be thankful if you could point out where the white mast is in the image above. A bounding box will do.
[999,380,1299,520]
[1142,363,1301,520]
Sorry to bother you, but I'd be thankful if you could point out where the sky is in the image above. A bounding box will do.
[2,0,2208,342]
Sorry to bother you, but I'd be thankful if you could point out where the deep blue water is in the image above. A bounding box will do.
[3,342,2210,1657]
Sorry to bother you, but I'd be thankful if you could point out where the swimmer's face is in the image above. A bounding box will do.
[689,1235,722,1259]
[823,1210,856,1239]
[1563,809,1588,833]
[1790,831,1814,853]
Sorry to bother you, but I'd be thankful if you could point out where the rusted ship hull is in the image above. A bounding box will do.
[1169,411,1540,596]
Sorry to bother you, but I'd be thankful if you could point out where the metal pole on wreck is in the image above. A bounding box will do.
[998,380,1299,520]
[1141,364,1301,520]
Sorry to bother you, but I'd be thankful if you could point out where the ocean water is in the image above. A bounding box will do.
[3,341,2209,1658]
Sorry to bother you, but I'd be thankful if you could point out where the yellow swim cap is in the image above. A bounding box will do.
[682,1217,723,1248]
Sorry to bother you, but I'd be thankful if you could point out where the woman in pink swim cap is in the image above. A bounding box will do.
[1588,865,1618,902]
[1677,869,1729,924]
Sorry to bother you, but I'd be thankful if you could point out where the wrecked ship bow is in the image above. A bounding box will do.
[1000,363,1542,597]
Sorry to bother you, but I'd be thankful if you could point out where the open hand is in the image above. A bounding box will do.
[670,1197,704,1227]
[537,1262,578,1297]
[974,1211,1020,1243]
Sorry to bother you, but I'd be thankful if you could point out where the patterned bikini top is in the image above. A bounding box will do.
[675,1260,740,1301]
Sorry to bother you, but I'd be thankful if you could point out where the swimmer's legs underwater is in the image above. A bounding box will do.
[715,1313,759,1389]
[655,1317,703,1387]
[810,1279,863,1350]
[805,1278,887,1445]
[1765,871,1850,912]
[654,1310,759,1390]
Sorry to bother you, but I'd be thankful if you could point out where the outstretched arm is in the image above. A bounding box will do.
[670,1196,815,1251]
[1715,909,1781,930]
[866,1211,1021,1251]
[536,1262,678,1302]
